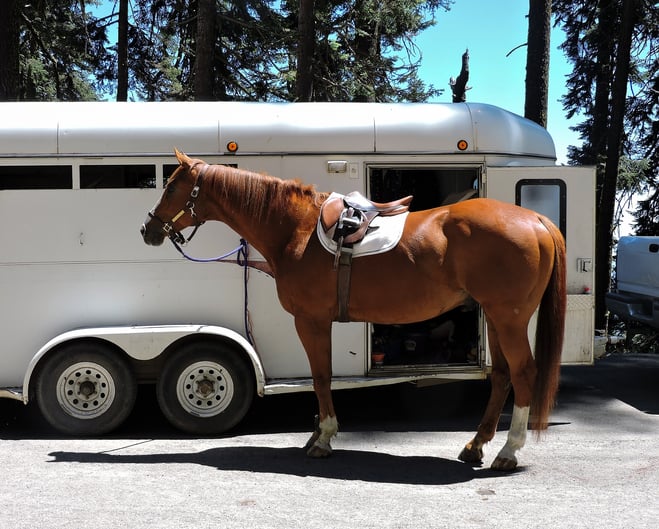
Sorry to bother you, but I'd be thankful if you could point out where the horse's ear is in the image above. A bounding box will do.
[174,148,192,168]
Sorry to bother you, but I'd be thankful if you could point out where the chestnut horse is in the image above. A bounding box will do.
[141,151,566,471]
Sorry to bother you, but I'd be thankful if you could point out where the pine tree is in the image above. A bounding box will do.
[284,0,452,102]
[13,0,110,100]
[554,0,658,329]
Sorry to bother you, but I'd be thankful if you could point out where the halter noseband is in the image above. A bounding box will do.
[148,164,207,246]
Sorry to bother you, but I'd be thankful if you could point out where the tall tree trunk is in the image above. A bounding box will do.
[117,0,129,101]
[295,0,315,101]
[595,0,640,329]
[591,0,617,162]
[353,0,379,102]
[0,0,20,100]
[524,0,551,127]
[195,0,215,101]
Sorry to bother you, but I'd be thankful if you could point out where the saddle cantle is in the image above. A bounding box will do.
[319,191,413,322]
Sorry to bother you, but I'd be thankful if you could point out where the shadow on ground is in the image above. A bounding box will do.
[46,443,521,486]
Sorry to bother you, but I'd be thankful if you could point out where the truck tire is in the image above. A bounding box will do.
[35,341,137,435]
[156,340,255,435]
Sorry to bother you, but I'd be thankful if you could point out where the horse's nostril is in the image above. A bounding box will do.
[140,224,146,236]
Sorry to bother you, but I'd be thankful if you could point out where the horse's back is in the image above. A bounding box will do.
[440,198,555,249]
[442,197,540,227]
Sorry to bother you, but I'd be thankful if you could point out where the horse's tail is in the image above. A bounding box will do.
[531,216,567,432]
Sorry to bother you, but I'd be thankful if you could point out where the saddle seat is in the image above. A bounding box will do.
[320,191,412,245]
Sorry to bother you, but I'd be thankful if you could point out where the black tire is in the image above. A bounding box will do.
[156,340,255,435]
[35,341,137,436]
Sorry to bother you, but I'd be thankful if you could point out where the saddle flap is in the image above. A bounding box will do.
[343,210,379,244]
[320,195,346,232]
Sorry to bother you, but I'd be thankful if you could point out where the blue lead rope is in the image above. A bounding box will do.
[170,238,248,263]
[169,237,255,346]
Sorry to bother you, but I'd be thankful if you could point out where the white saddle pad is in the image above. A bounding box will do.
[317,192,409,258]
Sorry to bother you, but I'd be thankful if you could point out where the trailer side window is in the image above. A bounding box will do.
[515,179,566,236]
[80,165,156,189]
[163,164,179,187]
[0,165,72,190]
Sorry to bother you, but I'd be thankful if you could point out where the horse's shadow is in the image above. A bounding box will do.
[48,445,517,485]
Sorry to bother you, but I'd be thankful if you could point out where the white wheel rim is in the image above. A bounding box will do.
[56,362,116,420]
[176,361,235,418]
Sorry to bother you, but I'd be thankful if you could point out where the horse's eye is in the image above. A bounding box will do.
[166,184,176,196]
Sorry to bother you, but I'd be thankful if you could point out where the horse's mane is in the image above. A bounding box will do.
[203,163,328,220]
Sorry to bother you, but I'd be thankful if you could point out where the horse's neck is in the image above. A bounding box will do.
[204,167,318,264]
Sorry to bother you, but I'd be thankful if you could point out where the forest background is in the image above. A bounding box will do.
[0,0,657,340]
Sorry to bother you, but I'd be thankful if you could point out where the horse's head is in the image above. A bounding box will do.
[140,149,207,246]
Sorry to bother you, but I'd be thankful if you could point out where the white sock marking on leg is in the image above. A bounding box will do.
[496,405,529,463]
[316,415,338,448]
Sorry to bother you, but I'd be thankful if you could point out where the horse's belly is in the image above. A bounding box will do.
[348,262,466,324]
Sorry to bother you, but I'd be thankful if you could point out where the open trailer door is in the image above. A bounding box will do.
[485,165,596,365]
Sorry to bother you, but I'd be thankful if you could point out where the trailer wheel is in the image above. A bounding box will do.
[157,341,255,435]
[35,342,137,435]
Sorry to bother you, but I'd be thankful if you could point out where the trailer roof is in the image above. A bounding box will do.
[0,101,556,160]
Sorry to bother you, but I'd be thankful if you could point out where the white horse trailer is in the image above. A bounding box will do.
[0,101,595,435]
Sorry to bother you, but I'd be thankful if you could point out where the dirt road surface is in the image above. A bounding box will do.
[1,354,658,529]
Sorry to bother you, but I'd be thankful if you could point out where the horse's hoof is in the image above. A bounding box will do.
[306,441,332,458]
[458,444,483,463]
[491,456,517,471]
[303,430,321,451]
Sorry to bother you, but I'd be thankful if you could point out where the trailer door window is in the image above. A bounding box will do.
[0,165,72,189]
[369,167,479,210]
[516,179,566,236]
[80,165,156,188]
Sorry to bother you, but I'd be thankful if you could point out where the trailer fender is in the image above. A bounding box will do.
[22,324,267,404]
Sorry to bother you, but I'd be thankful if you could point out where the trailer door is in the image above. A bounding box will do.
[485,166,596,365]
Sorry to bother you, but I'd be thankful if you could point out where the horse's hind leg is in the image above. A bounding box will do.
[488,321,537,471]
[294,316,338,458]
[459,321,511,465]
[465,313,538,471]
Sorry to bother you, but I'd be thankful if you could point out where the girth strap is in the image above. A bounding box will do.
[336,248,353,322]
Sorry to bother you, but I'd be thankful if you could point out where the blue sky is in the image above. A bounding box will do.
[414,0,581,164]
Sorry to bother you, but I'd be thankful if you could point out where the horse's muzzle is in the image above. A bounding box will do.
[140,221,165,246]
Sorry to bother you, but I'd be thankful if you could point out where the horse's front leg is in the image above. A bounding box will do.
[294,316,338,458]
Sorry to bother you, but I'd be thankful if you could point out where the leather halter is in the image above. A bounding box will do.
[148,164,207,245]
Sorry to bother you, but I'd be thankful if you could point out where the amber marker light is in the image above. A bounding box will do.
[457,139,468,151]
[226,141,239,153]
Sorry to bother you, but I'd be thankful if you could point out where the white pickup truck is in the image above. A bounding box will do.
[606,236,659,330]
